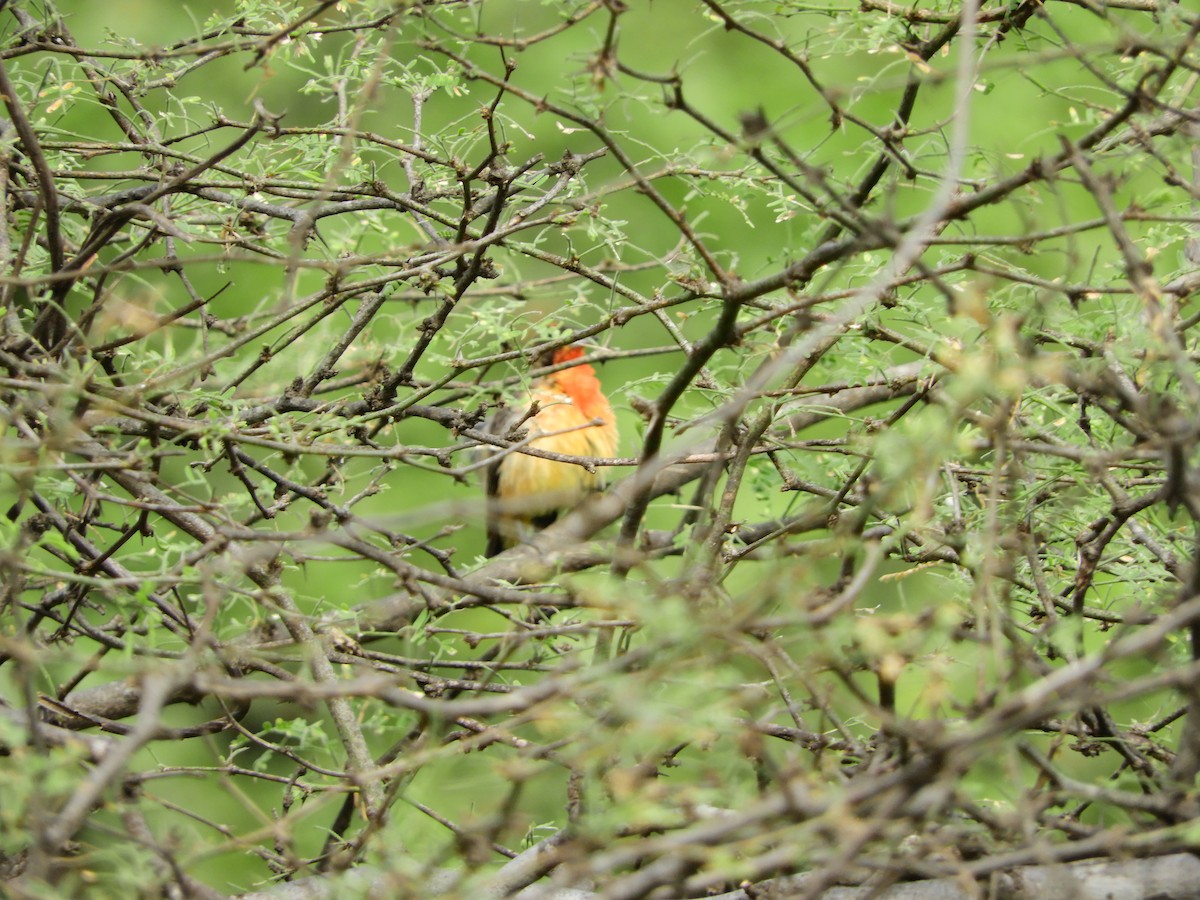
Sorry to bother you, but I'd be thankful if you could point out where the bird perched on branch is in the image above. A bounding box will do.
[485,344,618,557]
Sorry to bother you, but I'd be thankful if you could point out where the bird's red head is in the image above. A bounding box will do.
[543,343,606,415]
[552,345,587,365]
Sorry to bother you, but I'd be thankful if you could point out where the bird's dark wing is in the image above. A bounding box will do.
[483,404,515,558]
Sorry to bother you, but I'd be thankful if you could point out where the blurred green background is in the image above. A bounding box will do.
[2,0,1195,894]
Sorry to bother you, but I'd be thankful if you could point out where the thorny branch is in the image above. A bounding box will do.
[2,1,1200,898]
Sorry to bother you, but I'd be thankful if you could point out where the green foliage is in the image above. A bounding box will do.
[1,0,1199,897]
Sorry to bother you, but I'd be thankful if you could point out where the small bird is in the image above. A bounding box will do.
[485,344,618,557]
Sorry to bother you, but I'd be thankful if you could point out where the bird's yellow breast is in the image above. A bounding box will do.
[496,387,618,520]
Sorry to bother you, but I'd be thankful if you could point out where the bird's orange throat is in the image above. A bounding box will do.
[555,365,610,421]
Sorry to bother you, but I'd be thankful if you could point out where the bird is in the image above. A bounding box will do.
[484,343,618,557]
